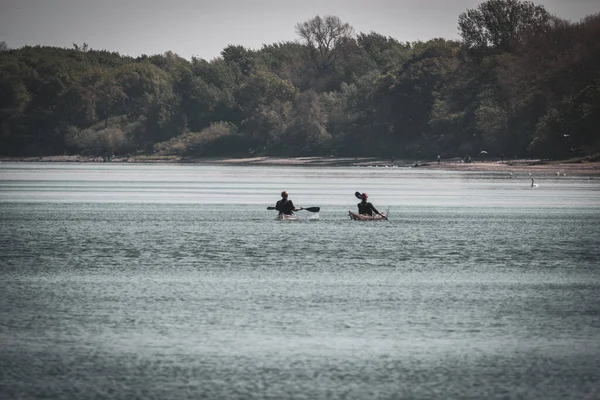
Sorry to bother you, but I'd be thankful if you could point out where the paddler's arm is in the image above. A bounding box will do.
[371,204,381,215]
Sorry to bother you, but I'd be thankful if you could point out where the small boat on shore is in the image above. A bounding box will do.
[348,210,388,221]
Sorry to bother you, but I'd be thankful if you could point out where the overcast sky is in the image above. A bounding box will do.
[1,0,599,60]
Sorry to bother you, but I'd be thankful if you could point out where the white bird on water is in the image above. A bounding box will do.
[531,178,538,188]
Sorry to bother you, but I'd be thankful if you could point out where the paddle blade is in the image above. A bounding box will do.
[303,207,320,213]
[355,191,362,199]
[267,206,276,210]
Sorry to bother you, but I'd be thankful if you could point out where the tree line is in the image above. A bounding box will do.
[1,0,598,161]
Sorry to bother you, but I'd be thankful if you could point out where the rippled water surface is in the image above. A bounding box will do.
[1,163,599,399]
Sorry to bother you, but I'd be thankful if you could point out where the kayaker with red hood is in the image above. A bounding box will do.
[276,191,302,216]
[357,192,381,216]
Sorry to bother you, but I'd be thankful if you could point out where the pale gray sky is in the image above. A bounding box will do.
[1,0,599,60]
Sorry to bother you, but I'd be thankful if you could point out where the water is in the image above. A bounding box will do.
[1,163,599,399]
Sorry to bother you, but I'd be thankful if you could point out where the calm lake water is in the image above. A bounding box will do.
[1,162,599,399]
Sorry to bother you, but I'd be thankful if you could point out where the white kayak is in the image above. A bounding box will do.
[278,213,299,221]
[277,213,320,221]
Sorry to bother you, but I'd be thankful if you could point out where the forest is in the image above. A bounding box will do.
[0,0,599,161]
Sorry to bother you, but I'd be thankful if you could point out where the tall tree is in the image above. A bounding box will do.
[458,0,550,51]
[295,15,354,72]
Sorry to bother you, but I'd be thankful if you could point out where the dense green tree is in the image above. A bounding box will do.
[235,71,297,116]
[256,42,306,83]
[241,101,292,154]
[221,45,255,84]
[283,91,330,155]
[356,32,411,72]
[375,39,461,156]
[458,0,550,51]
[0,3,598,160]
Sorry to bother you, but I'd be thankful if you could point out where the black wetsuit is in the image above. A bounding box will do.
[276,199,296,215]
[357,201,379,216]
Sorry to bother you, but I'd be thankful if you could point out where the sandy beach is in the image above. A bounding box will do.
[1,155,599,176]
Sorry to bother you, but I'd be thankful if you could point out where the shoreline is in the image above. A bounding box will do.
[1,155,599,176]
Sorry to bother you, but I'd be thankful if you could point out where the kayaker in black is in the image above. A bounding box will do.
[276,191,302,215]
[357,192,381,216]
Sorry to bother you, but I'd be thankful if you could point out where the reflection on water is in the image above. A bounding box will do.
[1,162,599,207]
[1,163,599,399]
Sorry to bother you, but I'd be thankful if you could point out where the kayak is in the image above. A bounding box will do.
[348,210,388,221]
[277,213,320,221]
[278,213,299,221]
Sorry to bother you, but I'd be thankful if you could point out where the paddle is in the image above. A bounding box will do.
[354,191,388,220]
[267,206,320,213]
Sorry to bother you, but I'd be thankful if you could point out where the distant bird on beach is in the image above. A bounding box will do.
[531,178,538,188]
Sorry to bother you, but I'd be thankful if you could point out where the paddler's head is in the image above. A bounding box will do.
[361,193,368,201]
[281,191,288,199]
